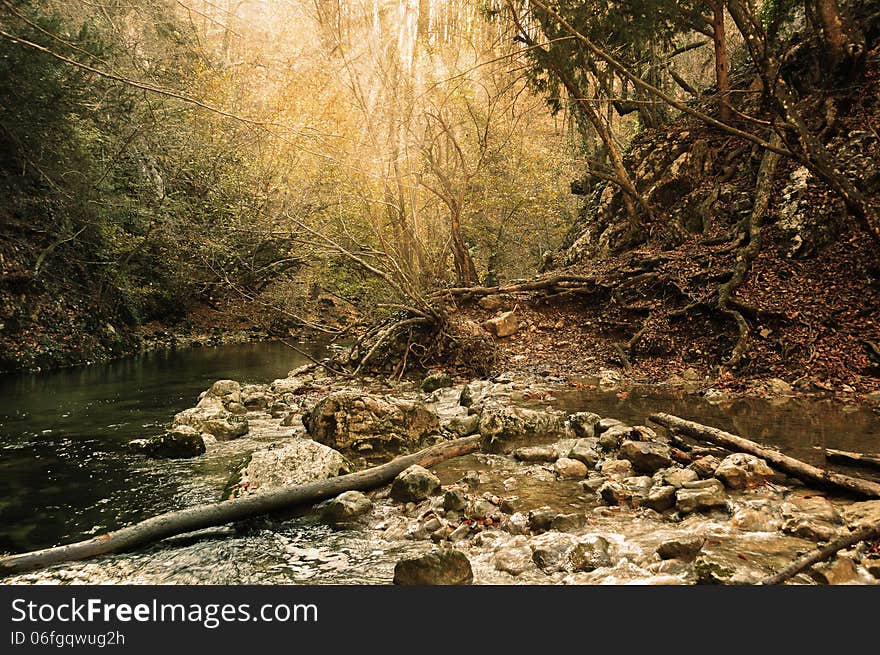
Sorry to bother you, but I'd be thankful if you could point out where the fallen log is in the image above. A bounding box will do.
[822,447,880,471]
[648,413,880,498]
[0,435,481,577]
[760,524,880,585]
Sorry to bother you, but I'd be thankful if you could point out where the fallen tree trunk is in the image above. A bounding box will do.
[649,413,880,498]
[823,448,880,471]
[760,524,880,585]
[0,435,482,577]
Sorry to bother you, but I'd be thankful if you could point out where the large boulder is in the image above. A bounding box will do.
[714,453,775,489]
[390,465,441,503]
[842,500,880,529]
[393,549,473,585]
[781,495,843,541]
[619,440,673,474]
[128,425,205,459]
[303,392,440,453]
[173,394,249,441]
[675,479,728,514]
[483,310,519,337]
[479,404,566,452]
[319,491,373,524]
[568,412,601,439]
[231,439,350,497]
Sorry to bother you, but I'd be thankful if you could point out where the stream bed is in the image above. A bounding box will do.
[1,343,879,584]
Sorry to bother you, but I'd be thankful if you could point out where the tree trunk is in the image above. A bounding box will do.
[709,1,731,122]
[812,0,857,67]
[649,413,880,497]
[0,436,482,577]
[449,202,478,286]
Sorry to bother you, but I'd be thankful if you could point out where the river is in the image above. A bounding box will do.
[1,342,879,584]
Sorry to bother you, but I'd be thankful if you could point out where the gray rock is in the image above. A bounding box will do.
[600,458,634,479]
[568,440,599,468]
[303,392,440,452]
[442,489,468,512]
[656,537,705,561]
[714,453,775,489]
[813,556,862,585]
[689,455,722,479]
[595,417,626,435]
[568,536,612,572]
[731,504,782,532]
[568,412,601,439]
[390,465,442,503]
[514,445,559,463]
[619,440,674,474]
[445,414,480,437]
[580,474,607,492]
[551,513,586,532]
[598,480,632,506]
[319,491,373,524]
[493,544,534,576]
[466,498,497,520]
[598,425,632,451]
[421,372,453,393]
[654,467,699,488]
[448,523,471,541]
[527,506,555,533]
[128,425,206,459]
[240,384,271,409]
[675,479,728,514]
[554,457,588,479]
[643,485,677,511]
[393,549,473,585]
[173,398,249,440]
[781,495,843,541]
[233,439,350,497]
[531,532,579,573]
[478,295,503,311]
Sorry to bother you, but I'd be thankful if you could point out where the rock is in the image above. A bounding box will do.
[513,445,559,463]
[393,549,473,585]
[303,392,440,453]
[567,440,599,468]
[656,537,705,561]
[226,402,248,415]
[643,485,677,512]
[619,440,673,474]
[598,425,632,451]
[581,474,607,492]
[554,457,588,479]
[479,404,566,453]
[466,498,497,520]
[507,512,530,535]
[568,536,612,572]
[445,414,480,437]
[271,377,307,396]
[675,479,728,514]
[841,500,880,528]
[527,507,556,533]
[448,523,471,541]
[483,310,519,337]
[654,467,699,489]
[128,425,206,459]
[813,556,862,585]
[173,401,249,441]
[319,491,373,524]
[781,495,843,541]
[551,513,586,532]
[596,417,625,435]
[390,465,441,503]
[714,453,775,490]
[459,381,490,408]
[765,378,793,395]
[689,455,722,479]
[241,384,271,409]
[269,402,291,419]
[694,555,735,585]
[731,504,782,532]
[233,439,350,497]
[598,480,632,506]
[493,543,534,576]
[478,295,503,311]
[442,489,468,512]
[531,532,579,573]
[206,379,241,405]
[568,412,601,439]
[421,372,453,393]
[600,458,634,479]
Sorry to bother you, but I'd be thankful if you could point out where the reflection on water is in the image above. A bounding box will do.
[0,342,325,553]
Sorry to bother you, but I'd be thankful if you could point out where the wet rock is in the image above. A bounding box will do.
[233,439,350,497]
[568,536,612,572]
[781,495,843,541]
[654,467,699,489]
[568,412,601,439]
[393,549,473,585]
[514,445,559,463]
[531,532,579,573]
[567,440,599,468]
[580,474,607,492]
[694,555,735,585]
[689,455,722,479]
[714,453,775,490]
[499,496,521,514]
[841,500,880,528]
[442,489,468,512]
[466,498,497,520]
[507,512,530,535]
[241,384,271,409]
[269,401,291,419]
[207,379,241,405]
[319,491,373,524]
[551,513,586,532]
[271,377,307,397]
[479,404,566,453]
[493,542,535,576]
[600,458,634,479]
[813,556,862,585]
[596,417,625,434]
[598,481,632,506]
[421,372,453,393]
[448,523,471,541]
[598,425,632,451]
[445,414,480,437]
[731,503,782,532]
[128,425,206,459]
[303,391,439,453]
[623,475,654,496]
[619,440,673,474]
[657,537,705,561]
[390,465,441,503]
[643,485,677,512]
[675,479,728,514]
[528,506,556,533]
[459,381,491,408]
[483,310,519,337]
[554,457,588,479]
[173,399,249,441]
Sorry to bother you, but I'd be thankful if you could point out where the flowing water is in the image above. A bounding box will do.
[1,342,879,584]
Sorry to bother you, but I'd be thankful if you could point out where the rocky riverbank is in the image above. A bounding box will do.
[117,365,880,585]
